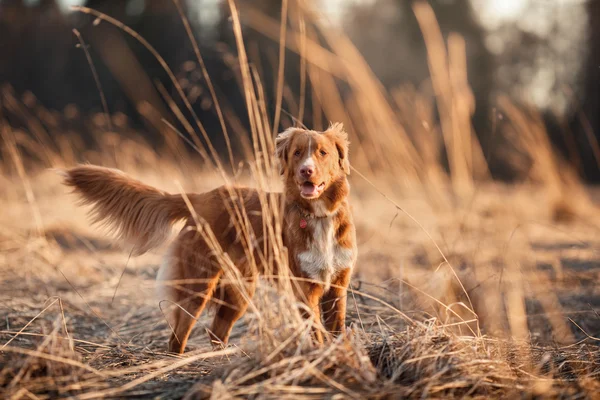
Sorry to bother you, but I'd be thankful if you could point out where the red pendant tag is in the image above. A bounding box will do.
[299,219,308,229]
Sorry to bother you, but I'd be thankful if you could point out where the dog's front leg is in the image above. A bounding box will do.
[297,282,325,344]
[321,268,352,335]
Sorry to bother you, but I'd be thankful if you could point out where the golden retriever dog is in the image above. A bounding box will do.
[61,123,357,354]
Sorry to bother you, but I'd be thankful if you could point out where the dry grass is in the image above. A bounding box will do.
[2,0,600,398]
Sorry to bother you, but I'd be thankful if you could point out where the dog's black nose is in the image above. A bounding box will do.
[300,166,314,178]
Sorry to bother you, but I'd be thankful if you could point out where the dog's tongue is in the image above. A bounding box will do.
[301,182,317,196]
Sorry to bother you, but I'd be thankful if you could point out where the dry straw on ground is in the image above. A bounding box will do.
[2,0,600,398]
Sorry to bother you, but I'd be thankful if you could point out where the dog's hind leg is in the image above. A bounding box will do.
[208,278,256,347]
[161,234,224,354]
[167,268,222,354]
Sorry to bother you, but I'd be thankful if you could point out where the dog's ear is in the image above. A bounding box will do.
[326,122,350,175]
[275,127,298,175]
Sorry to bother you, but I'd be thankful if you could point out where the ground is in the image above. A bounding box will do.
[1,165,600,399]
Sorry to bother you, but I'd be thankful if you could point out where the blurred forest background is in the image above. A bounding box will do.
[0,0,598,181]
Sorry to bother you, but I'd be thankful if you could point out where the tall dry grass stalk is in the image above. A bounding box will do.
[413,2,490,196]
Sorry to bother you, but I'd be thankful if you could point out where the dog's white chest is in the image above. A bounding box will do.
[297,218,355,290]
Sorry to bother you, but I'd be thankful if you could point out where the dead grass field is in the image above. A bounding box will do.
[2,1,600,398]
[2,155,600,399]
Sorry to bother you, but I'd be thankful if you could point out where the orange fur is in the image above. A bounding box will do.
[61,124,357,353]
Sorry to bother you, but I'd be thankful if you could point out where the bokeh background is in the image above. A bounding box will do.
[1,0,598,181]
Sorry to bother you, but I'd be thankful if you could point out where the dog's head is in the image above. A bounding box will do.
[275,123,350,200]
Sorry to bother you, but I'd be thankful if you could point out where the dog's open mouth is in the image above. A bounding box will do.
[300,181,325,198]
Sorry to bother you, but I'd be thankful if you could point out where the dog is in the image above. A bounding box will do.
[61,123,357,354]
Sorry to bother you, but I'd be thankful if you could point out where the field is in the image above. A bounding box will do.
[2,1,600,399]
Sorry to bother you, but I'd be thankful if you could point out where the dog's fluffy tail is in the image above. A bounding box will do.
[60,165,191,255]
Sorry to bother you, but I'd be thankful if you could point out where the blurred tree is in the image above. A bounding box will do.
[343,0,495,173]
[0,0,73,106]
[568,0,600,181]
[472,0,590,179]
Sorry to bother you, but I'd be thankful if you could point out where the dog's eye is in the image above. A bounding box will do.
[320,150,327,156]
[294,150,301,157]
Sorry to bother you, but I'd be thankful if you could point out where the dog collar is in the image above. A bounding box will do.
[293,202,330,219]
[293,202,334,229]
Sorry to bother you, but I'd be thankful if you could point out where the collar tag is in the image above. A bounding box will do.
[299,219,308,229]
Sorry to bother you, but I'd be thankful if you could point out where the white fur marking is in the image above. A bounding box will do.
[297,218,356,291]
[301,137,316,169]
[334,247,355,269]
[302,156,316,168]
[156,246,177,328]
